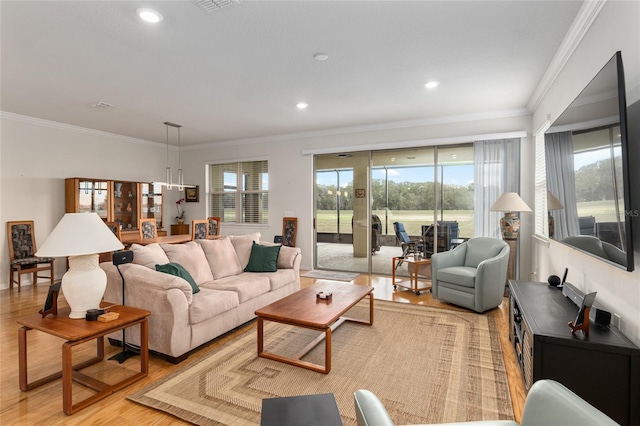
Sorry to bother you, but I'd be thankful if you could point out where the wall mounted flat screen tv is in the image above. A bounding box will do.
[545,51,633,271]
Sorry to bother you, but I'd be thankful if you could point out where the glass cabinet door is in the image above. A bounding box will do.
[113,181,138,230]
[140,183,163,229]
[77,180,109,219]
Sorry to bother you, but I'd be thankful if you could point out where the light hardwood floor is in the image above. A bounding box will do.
[0,274,526,425]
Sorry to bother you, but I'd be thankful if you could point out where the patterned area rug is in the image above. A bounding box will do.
[301,270,360,281]
[128,300,513,425]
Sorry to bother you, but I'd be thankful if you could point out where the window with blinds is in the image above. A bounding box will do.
[207,160,268,224]
[534,122,550,238]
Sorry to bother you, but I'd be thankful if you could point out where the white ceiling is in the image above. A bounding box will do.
[1,1,585,147]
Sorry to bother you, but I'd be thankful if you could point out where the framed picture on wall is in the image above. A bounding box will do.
[185,186,199,202]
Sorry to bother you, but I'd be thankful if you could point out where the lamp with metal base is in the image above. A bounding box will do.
[36,213,124,319]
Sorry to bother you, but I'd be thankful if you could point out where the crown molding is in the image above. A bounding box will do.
[186,108,530,150]
[301,131,528,156]
[0,111,168,149]
[527,0,607,112]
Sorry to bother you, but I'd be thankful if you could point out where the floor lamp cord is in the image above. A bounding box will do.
[109,264,138,364]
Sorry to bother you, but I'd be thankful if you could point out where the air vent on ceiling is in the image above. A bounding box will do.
[91,101,113,108]
[193,0,239,13]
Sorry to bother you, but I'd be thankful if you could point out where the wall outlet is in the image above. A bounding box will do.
[613,313,621,329]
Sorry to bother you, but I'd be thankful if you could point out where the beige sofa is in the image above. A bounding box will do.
[100,233,301,363]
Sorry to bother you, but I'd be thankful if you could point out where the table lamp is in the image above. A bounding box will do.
[490,192,532,240]
[547,191,565,238]
[36,213,124,319]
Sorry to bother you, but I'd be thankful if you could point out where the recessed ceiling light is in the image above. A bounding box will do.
[137,8,163,23]
[424,80,440,89]
[296,102,308,110]
[314,53,329,61]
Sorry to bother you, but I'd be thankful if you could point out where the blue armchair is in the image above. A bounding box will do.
[431,237,509,313]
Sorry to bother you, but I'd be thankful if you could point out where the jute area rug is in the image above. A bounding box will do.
[301,270,360,282]
[128,300,513,425]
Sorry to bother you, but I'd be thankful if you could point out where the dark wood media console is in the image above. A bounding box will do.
[509,280,639,426]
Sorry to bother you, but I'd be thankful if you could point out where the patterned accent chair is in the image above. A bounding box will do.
[7,220,55,291]
[138,218,158,239]
[207,217,220,238]
[105,221,122,241]
[191,219,208,240]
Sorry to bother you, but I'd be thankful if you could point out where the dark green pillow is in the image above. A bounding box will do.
[156,262,200,294]
[244,242,281,272]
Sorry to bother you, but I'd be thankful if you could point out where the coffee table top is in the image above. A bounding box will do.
[16,302,150,341]
[255,281,373,328]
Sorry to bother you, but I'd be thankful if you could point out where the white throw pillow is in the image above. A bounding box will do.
[228,232,261,269]
[196,237,243,279]
[160,242,214,285]
[130,243,170,269]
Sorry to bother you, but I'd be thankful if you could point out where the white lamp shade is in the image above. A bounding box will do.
[547,191,565,210]
[490,192,532,213]
[36,213,124,257]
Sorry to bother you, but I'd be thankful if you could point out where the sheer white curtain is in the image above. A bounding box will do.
[474,138,521,237]
[545,131,579,239]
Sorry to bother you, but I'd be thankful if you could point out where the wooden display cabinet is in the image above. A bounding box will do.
[65,178,165,242]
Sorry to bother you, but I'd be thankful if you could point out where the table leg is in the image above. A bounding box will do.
[18,327,28,391]
[62,341,73,415]
[257,317,264,355]
[140,319,149,374]
[325,327,332,373]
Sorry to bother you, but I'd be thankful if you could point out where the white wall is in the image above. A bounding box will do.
[531,1,640,344]
[0,114,169,286]
[180,114,533,273]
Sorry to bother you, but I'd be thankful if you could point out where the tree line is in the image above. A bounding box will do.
[317,179,474,211]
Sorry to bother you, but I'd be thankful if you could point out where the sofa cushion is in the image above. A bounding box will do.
[196,237,243,279]
[189,288,239,324]
[201,274,270,303]
[130,243,170,269]
[228,232,261,269]
[259,241,299,269]
[437,266,477,288]
[161,242,214,285]
[251,268,297,291]
[244,242,281,272]
[155,262,200,294]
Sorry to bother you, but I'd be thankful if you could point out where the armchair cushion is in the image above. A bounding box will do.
[437,266,477,288]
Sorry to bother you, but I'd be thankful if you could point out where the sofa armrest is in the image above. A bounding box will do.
[520,380,618,426]
[101,262,193,357]
[353,390,395,426]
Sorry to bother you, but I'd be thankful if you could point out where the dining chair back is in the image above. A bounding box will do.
[7,220,55,291]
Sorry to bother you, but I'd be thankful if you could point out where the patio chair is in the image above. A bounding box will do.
[393,222,422,267]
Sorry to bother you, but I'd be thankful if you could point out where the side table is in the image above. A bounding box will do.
[17,303,150,415]
[392,255,432,295]
[170,223,189,235]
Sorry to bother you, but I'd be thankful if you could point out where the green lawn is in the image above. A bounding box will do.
[317,209,474,238]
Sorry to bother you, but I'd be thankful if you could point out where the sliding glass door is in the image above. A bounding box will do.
[314,144,474,276]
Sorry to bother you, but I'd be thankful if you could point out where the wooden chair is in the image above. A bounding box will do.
[191,219,209,240]
[138,218,158,239]
[105,221,122,241]
[7,220,55,291]
[207,217,221,238]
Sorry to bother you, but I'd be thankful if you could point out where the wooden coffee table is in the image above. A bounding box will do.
[17,303,150,415]
[255,280,373,374]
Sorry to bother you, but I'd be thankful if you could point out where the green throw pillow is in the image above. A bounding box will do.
[156,262,200,294]
[244,242,281,273]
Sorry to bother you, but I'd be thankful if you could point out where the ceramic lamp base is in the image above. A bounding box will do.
[500,212,520,240]
[61,254,107,319]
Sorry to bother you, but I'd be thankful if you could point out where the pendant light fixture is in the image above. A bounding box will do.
[163,121,185,191]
